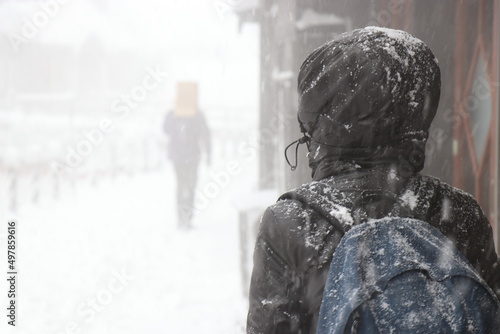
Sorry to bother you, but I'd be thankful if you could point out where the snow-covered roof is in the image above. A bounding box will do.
[295,8,349,31]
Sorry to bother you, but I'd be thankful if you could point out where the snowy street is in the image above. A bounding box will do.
[0,2,261,331]
[1,163,254,334]
[1,0,500,333]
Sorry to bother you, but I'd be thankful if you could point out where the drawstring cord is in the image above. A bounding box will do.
[284,134,310,171]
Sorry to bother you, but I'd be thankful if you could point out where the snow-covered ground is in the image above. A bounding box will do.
[0,1,261,332]
[1,160,259,333]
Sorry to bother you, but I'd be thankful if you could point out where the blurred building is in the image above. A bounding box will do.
[237,0,500,247]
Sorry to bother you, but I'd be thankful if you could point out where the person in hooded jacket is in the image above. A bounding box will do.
[246,27,500,334]
[164,109,211,229]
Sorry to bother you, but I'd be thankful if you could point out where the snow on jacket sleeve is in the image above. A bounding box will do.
[247,200,342,334]
[461,200,500,296]
[437,188,500,298]
[247,205,306,334]
[424,177,500,298]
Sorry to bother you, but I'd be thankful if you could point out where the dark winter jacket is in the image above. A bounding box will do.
[247,27,500,334]
[247,167,500,334]
[163,111,211,165]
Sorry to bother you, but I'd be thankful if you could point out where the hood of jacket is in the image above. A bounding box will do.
[297,27,441,180]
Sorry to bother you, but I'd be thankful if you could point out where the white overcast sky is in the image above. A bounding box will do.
[0,0,260,113]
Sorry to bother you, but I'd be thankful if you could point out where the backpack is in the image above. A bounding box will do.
[316,218,500,334]
[279,178,500,333]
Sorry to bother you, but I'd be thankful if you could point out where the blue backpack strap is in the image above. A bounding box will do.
[317,218,500,334]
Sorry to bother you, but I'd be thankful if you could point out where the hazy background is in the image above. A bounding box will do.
[0,0,259,333]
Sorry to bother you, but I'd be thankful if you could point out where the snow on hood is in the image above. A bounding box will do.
[296,27,441,176]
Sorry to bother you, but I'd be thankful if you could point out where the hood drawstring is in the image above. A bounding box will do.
[284,134,310,171]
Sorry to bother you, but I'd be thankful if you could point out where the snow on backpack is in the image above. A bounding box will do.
[279,179,500,333]
[316,218,500,334]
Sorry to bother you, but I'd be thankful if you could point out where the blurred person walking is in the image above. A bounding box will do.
[164,82,211,229]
